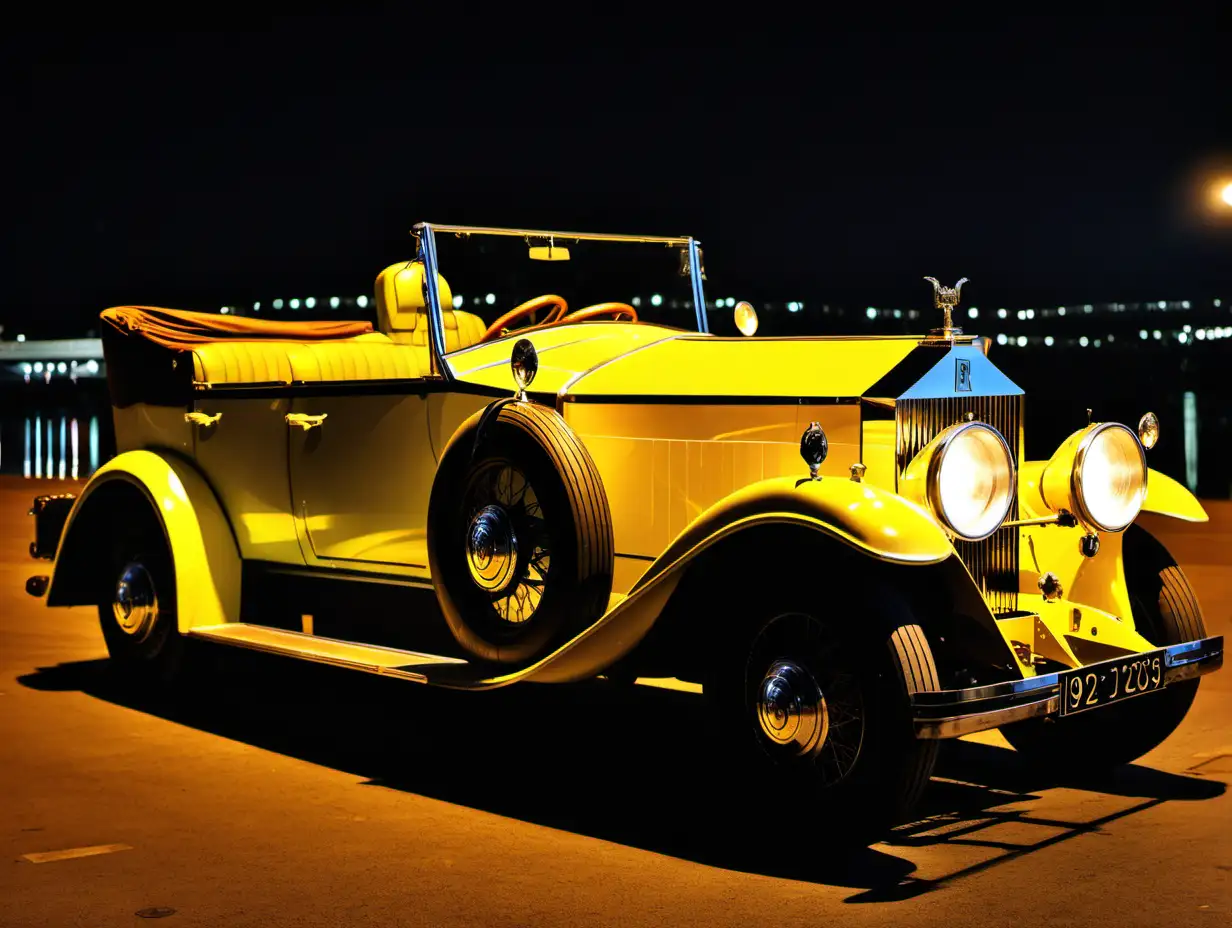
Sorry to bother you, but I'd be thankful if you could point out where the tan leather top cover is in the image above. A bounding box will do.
[101,305,373,348]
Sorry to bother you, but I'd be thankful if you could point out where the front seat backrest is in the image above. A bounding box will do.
[374,262,486,352]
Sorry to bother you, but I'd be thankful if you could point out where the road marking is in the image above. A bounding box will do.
[20,844,133,864]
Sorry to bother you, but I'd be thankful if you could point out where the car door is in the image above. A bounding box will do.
[287,389,436,576]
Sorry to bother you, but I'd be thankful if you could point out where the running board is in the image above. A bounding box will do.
[187,624,468,683]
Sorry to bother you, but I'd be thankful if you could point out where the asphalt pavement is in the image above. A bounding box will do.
[1,476,1229,927]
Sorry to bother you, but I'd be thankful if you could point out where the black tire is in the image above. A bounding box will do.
[97,501,186,686]
[707,585,939,840]
[428,402,614,664]
[1001,525,1205,768]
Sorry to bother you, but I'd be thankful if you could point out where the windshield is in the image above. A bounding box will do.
[418,224,710,351]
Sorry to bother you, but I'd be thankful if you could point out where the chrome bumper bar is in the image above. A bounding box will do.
[912,635,1224,740]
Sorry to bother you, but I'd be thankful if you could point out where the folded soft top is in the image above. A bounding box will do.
[100,305,377,408]
[101,305,372,349]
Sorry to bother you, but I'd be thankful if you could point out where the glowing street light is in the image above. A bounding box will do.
[1222,181,1232,208]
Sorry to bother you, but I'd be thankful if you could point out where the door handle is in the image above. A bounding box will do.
[184,411,222,428]
[285,413,328,431]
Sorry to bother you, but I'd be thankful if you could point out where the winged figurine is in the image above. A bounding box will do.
[924,276,969,335]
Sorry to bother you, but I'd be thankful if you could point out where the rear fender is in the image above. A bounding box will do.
[47,450,241,633]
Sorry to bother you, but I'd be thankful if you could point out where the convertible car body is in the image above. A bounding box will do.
[26,222,1224,831]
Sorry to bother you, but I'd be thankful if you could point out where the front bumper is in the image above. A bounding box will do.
[912,635,1224,739]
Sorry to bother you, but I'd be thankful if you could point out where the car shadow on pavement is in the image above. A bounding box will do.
[18,649,1226,902]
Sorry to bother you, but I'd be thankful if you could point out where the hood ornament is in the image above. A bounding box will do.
[924,276,968,339]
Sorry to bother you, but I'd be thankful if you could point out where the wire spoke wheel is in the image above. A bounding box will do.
[428,401,613,665]
[744,611,865,788]
[462,460,552,627]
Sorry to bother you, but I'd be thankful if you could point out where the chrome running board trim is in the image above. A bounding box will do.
[187,624,467,682]
[912,634,1223,739]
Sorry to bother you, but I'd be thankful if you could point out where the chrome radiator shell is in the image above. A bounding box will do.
[895,395,1023,615]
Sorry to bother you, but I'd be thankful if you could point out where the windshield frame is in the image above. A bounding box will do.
[411,222,710,380]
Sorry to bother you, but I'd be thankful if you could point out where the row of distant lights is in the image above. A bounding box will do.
[20,360,100,375]
[863,299,1223,322]
[992,324,1232,348]
[216,295,1224,321]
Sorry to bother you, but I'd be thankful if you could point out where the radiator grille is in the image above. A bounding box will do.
[896,395,1023,615]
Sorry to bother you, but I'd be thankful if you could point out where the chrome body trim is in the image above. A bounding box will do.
[913,635,1224,739]
[897,393,1024,614]
[921,420,1017,542]
[414,222,452,382]
[187,624,467,682]
[413,223,694,246]
[687,237,709,333]
[1071,421,1148,532]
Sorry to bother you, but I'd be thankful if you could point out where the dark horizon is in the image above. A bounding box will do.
[6,15,1231,338]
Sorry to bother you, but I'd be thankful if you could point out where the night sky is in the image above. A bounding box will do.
[6,14,1230,338]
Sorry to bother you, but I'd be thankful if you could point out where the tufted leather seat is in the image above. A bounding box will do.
[192,333,422,386]
[374,261,487,355]
[288,334,422,382]
[192,341,296,385]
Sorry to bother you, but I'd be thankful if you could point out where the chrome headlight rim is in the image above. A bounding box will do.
[925,420,1017,542]
[1071,421,1148,533]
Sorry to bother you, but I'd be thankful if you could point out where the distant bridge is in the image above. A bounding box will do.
[0,339,105,381]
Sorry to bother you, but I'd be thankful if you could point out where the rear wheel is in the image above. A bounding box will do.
[707,586,939,840]
[97,506,185,686]
[1001,526,1205,768]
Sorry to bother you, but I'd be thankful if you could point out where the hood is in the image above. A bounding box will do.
[449,324,1019,403]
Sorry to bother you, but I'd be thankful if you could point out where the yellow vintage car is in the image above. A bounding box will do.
[26,222,1224,834]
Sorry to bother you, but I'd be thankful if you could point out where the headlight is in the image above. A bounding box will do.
[1066,423,1147,531]
[902,421,1016,541]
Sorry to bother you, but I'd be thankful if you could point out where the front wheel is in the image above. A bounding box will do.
[97,508,185,686]
[1001,526,1205,768]
[707,589,939,839]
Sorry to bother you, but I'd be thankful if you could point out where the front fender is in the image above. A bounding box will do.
[47,450,241,633]
[1142,468,1207,522]
[430,475,969,690]
[1021,460,1206,523]
[632,474,954,593]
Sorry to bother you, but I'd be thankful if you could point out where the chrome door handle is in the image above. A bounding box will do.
[184,411,222,427]
[285,413,328,431]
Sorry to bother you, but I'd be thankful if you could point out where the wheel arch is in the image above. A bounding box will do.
[47,449,241,633]
[621,520,1021,690]
[464,476,1022,691]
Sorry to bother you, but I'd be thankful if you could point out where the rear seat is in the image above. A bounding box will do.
[192,332,422,387]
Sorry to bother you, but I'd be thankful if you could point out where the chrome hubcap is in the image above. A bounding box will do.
[466,504,519,594]
[112,561,158,642]
[756,660,828,759]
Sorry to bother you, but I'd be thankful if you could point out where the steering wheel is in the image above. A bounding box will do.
[480,294,568,343]
[560,302,639,324]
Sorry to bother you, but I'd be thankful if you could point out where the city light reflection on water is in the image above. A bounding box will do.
[6,414,99,480]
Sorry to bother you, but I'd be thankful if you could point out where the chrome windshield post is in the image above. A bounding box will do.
[414,222,452,381]
[687,238,709,334]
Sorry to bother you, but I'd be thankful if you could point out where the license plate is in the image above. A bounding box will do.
[1059,650,1166,716]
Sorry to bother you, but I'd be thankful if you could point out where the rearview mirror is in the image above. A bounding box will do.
[528,243,570,261]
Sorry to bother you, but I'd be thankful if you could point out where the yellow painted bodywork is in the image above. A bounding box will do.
[996,595,1156,676]
[76,293,1205,685]
[640,473,955,569]
[49,450,242,632]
